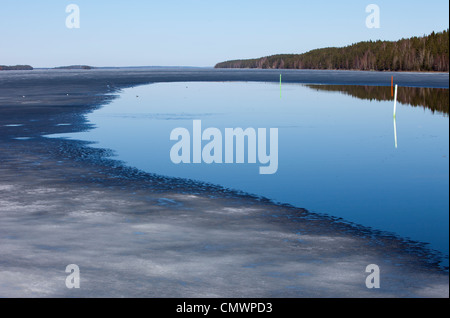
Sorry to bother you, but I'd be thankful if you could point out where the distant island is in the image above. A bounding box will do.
[54,65,94,70]
[0,65,33,71]
[215,30,449,72]
[0,65,95,71]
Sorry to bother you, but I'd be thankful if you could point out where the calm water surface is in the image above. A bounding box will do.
[51,82,449,263]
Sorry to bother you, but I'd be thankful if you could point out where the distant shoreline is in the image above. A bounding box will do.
[2,66,449,75]
[211,67,450,74]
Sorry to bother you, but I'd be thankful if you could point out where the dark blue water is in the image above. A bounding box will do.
[50,81,449,264]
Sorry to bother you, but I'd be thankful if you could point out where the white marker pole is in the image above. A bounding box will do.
[393,84,398,118]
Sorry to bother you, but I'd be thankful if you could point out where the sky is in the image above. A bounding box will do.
[0,0,448,67]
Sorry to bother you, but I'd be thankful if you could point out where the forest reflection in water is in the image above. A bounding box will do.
[306,85,449,115]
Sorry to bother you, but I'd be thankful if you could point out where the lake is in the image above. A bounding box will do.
[50,81,449,265]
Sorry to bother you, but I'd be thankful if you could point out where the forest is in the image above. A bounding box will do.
[215,30,449,72]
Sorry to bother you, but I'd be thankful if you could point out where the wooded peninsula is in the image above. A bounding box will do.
[215,30,449,72]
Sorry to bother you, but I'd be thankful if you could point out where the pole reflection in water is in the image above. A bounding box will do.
[394,116,398,149]
[393,84,398,149]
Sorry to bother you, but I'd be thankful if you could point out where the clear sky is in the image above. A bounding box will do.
[0,0,448,67]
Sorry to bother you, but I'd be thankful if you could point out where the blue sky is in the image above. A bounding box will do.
[0,0,448,67]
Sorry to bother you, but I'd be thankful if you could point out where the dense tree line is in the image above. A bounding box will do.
[215,30,449,72]
[306,85,449,115]
[0,65,33,71]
